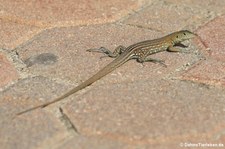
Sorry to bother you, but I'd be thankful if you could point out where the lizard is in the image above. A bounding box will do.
[16,30,196,116]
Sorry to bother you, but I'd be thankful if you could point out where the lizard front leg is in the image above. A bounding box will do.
[87,45,126,58]
[167,45,181,52]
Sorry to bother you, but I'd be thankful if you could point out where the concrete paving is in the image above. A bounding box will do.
[0,0,225,148]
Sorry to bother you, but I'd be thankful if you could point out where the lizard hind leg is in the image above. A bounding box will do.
[137,56,167,67]
[87,45,126,58]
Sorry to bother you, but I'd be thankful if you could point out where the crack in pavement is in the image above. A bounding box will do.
[59,107,79,135]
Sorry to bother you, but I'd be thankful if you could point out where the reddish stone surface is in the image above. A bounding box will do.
[63,79,225,146]
[0,0,148,49]
[1,0,225,148]
[0,0,149,27]
[0,111,69,149]
[0,52,18,88]
[55,136,127,149]
[165,0,225,13]
[180,15,225,87]
[0,76,70,148]
[181,59,225,86]
[196,15,225,61]
[124,1,210,33]
[16,24,197,87]
[0,19,41,49]
[0,76,69,115]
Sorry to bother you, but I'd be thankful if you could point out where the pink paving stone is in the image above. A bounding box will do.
[0,52,19,88]
[0,19,41,49]
[124,1,209,33]
[180,15,225,86]
[16,24,162,84]
[180,59,225,86]
[0,76,70,148]
[0,110,69,149]
[63,78,225,146]
[56,135,127,149]
[165,0,225,12]
[196,15,225,62]
[0,76,70,116]
[0,0,149,27]
[55,135,191,149]
[16,24,197,87]
[0,0,149,49]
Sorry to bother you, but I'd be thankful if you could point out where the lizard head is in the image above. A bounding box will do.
[171,30,197,44]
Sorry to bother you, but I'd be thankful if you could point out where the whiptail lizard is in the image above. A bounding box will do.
[16,30,196,116]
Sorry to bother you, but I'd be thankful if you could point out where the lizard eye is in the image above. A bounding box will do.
[183,33,186,35]
[176,36,179,38]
